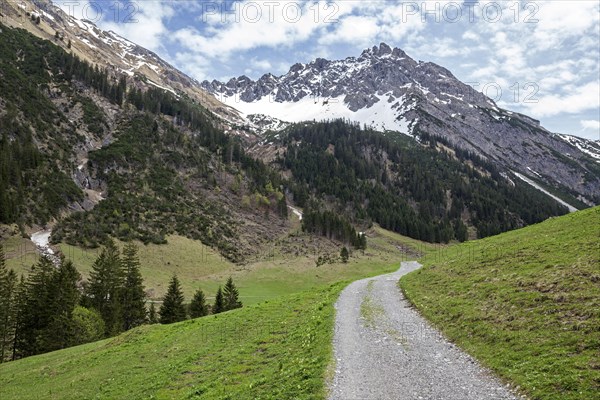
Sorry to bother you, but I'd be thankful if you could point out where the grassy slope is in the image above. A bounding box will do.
[3,223,436,305]
[0,226,436,399]
[400,207,600,400]
[0,283,344,400]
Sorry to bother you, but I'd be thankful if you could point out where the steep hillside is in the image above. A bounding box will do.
[203,43,600,206]
[0,0,247,133]
[0,24,290,261]
[262,120,569,242]
[400,206,600,400]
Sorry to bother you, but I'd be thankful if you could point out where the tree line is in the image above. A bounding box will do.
[0,243,242,363]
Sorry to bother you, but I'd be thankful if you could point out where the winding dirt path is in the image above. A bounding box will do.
[329,261,519,400]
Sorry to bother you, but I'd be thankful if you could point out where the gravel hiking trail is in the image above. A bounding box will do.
[329,261,519,400]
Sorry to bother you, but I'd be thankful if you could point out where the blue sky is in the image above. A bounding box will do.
[59,1,599,140]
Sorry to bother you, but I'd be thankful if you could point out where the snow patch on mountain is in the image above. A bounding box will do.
[558,134,600,162]
[513,172,578,212]
[221,93,414,135]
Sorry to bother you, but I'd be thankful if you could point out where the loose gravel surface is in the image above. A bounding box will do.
[329,261,520,400]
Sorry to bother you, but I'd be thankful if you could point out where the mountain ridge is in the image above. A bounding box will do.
[202,43,600,206]
[0,0,252,138]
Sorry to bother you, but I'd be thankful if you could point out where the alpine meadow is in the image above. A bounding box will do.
[0,1,599,399]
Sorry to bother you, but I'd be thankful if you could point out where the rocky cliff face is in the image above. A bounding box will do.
[201,43,600,205]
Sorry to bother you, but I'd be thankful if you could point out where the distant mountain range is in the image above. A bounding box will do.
[202,43,600,206]
[0,0,598,253]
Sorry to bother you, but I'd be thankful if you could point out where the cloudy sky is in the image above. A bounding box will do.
[60,1,599,140]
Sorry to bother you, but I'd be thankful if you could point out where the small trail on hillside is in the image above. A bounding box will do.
[329,261,520,400]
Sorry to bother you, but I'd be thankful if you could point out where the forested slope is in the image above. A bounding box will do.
[270,120,569,243]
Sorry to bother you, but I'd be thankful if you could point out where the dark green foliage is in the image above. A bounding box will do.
[302,204,364,248]
[189,289,208,318]
[0,246,17,362]
[223,277,242,312]
[212,286,224,315]
[0,26,90,224]
[12,257,80,358]
[52,115,242,261]
[277,194,289,218]
[83,240,123,336]
[43,260,81,351]
[121,243,146,331]
[159,275,186,324]
[77,96,108,136]
[340,247,349,263]
[10,276,27,361]
[279,120,569,242]
[148,303,158,324]
[70,306,105,346]
[0,24,138,225]
[1,25,288,262]
[15,257,55,357]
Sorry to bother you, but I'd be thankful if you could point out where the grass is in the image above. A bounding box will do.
[2,224,431,306]
[400,206,600,400]
[0,223,431,398]
[0,282,346,400]
[359,280,382,329]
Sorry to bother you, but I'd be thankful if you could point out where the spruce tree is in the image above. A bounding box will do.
[148,302,158,324]
[44,260,80,352]
[340,246,349,263]
[222,277,242,311]
[85,240,123,336]
[189,288,208,318]
[0,245,17,362]
[18,256,55,357]
[159,275,186,324]
[121,243,146,331]
[11,276,27,361]
[0,244,8,360]
[212,286,224,314]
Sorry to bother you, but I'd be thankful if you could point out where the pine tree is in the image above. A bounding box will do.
[17,256,55,357]
[0,245,17,362]
[121,243,146,331]
[340,246,349,263]
[189,288,208,318]
[43,260,80,352]
[159,275,186,324]
[148,303,158,324]
[222,277,242,311]
[212,286,224,314]
[11,275,27,361]
[84,240,123,336]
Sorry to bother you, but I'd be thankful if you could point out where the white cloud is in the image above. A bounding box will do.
[100,1,175,52]
[462,31,479,41]
[407,37,472,58]
[532,1,600,50]
[522,82,600,117]
[69,0,598,140]
[173,52,211,81]
[173,1,339,59]
[580,119,600,131]
[317,15,380,46]
[250,58,273,72]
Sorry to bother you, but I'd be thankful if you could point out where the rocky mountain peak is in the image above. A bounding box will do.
[201,44,600,204]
